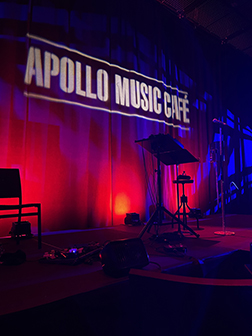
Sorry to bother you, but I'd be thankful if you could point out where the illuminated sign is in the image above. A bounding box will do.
[24,34,190,130]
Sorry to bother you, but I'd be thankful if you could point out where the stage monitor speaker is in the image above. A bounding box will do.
[124,212,141,226]
[100,237,149,277]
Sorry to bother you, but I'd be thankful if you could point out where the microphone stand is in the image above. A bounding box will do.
[213,120,235,236]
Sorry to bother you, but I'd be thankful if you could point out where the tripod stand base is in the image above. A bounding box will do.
[214,230,235,236]
[138,205,200,239]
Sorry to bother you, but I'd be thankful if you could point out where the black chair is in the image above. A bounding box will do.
[0,168,41,248]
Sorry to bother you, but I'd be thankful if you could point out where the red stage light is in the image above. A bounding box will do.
[114,192,131,215]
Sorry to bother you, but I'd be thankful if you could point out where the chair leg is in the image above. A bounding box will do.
[37,204,42,249]
[16,209,22,245]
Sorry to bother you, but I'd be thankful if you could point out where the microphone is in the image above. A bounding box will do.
[212,118,227,126]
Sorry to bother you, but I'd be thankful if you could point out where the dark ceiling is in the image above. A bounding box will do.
[157,0,252,59]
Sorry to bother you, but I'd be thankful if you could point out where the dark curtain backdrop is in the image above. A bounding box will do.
[0,0,252,235]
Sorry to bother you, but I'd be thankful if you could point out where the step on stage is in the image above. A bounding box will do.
[1,214,252,336]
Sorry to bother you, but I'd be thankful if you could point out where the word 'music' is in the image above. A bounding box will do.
[24,46,190,124]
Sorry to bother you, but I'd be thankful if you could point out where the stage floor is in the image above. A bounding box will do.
[1,214,252,317]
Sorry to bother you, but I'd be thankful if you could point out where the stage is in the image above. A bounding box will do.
[1,214,252,335]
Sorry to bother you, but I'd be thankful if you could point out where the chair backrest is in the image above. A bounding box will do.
[0,168,22,199]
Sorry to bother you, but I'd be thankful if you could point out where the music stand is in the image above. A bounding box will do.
[136,134,199,239]
[213,122,235,236]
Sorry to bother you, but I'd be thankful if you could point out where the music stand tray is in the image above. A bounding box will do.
[157,148,199,166]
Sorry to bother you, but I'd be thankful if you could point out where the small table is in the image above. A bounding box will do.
[173,179,200,230]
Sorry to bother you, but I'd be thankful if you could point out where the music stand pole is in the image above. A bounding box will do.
[214,125,235,236]
[156,149,162,234]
